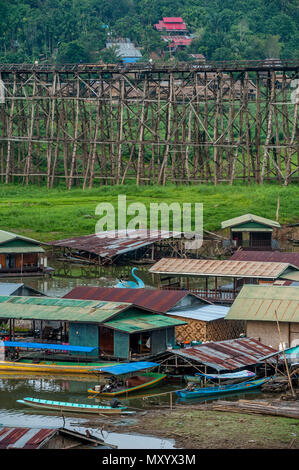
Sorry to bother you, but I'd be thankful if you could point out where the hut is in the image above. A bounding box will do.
[49,229,188,268]
[0,230,49,277]
[149,257,299,304]
[0,296,185,359]
[63,286,239,343]
[225,285,299,349]
[149,337,276,375]
[221,214,281,251]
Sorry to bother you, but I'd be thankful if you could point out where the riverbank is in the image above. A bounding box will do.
[0,183,299,242]
[81,404,299,449]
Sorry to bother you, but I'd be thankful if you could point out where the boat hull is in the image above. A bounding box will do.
[0,360,119,375]
[176,378,269,399]
[88,372,166,396]
[17,398,128,414]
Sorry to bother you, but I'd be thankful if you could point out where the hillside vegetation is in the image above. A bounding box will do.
[0,0,298,63]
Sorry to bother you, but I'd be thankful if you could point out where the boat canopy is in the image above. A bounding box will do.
[92,361,159,375]
[3,341,96,353]
[195,370,256,379]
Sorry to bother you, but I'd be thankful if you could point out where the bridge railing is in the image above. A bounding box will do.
[0,59,298,74]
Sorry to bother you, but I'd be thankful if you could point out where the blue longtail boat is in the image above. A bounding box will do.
[176,377,271,399]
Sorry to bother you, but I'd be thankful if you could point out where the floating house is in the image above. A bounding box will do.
[63,286,240,343]
[149,258,299,304]
[0,230,49,277]
[225,285,299,350]
[0,296,185,359]
[149,337,276,375]
[221,214,281,251]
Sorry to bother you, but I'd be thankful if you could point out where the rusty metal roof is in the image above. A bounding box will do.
[0,427,55,449]
[63,287,210,313]
[221,214,281,229]
[172,337,276,371]
[149,258,297,279]
[230,250,299,269]
[226,285,299,323]
[49,229,176,258]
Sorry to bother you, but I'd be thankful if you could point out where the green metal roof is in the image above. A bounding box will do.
[226,285,299,323]
[221,214,281,230]
[0,230,44,246]
[0,296,132,323]
[104,311,186,333]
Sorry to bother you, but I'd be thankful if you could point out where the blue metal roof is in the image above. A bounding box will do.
[3,341,96,353]
[168,304,230,322]
[93,361,158,375]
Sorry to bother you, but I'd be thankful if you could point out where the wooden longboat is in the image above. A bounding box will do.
[88,361,166,397]
[0,341,120,375]
[17,397,130,414]
[176,378,270,399]
[88,372,166,397]
[0,359,119,375]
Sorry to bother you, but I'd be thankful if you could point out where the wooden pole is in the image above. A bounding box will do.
[274,310,296,398]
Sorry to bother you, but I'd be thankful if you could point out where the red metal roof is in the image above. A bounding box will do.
[173,337,277,371]
[163,17,184,23]
[230,250,299,269]
[0,427,55,449]
[154,18,187,31]
[63,287,210,313]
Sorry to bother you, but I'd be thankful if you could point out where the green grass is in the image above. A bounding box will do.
[0,182,299,241]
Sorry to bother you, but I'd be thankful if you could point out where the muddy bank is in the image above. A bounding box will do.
[76,403,299,449]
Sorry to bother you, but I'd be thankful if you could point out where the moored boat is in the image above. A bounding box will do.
[184,370,256,384]
[88,361,166,397]
[176,377,271,399]
[0,341,120,374]
[17,397,130,414]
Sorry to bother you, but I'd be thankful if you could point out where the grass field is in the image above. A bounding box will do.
[0,182,299,242]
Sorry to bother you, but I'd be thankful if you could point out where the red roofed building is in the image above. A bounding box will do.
[154,17,188,32]
[154,17,192,51]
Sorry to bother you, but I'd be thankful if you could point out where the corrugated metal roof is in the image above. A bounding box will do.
[221,214,281,229]
[149,258,297,279]
[0,427,55,449]
[231,250,299,269]
[0,283,24,296]
[167,304,230,322]
[226,285,299,323]
[0,230,44,247]
[50,229,176,258]
[0,295,131,323]
[63,286,210,313]
[105,311,186,333]
[171,337,276,371]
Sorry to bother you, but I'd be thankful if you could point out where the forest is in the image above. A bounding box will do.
[0,0,298,64]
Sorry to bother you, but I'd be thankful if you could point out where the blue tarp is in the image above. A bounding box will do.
[93,361,159,375]
[3,341,96,353]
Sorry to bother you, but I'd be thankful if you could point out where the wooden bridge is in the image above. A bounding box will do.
[0,60,298,187]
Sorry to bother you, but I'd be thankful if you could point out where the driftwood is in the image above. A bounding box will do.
[208,399,299,419]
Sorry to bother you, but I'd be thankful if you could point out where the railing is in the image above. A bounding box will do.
[0,59,298,74]
[162,285,239,303]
